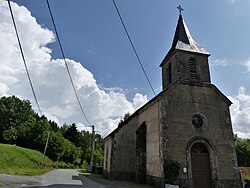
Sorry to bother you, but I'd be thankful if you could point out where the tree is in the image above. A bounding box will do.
[77,130,104,166]
[118,112,131,127]
[93,133,104,165]
[59,123,69,135]
[15,115,37,148]
[2,127,17,144]
[79,130,93,164]
[49,120,59,132]
[0,95,104,166]
[42,131,66,161]
[0,96,34,141]
[37,131,81,163]
[64,123,81,147]
[235,135,250,167]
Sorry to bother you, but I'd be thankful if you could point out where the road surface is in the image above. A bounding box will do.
[0,169,105,188]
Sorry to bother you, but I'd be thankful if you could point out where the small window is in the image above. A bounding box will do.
[189,58,197,80]
[166,63,172,84]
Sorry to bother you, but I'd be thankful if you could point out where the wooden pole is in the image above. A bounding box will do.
[40,131,50,169]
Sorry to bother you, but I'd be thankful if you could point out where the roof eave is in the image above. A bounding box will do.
[159,48,210,67]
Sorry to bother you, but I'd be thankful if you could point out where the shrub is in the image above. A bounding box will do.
[164,159,181,185]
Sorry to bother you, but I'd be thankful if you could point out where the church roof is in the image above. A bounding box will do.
[160,14,210,66]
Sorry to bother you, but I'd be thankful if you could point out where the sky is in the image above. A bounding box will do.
[0,0,249,138]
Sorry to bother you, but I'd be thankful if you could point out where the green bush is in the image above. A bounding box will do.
[243,176,250,181]
[164,159,181,185]
[53,161,75,169]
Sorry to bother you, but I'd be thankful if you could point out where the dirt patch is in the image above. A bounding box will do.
[240,167,250,177]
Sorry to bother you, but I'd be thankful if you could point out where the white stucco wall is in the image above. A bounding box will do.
[138,99,164,178]
[103,136,112,172]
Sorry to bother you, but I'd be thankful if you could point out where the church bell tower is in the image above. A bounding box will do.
[160,11,211,89]
[160,6,242,188]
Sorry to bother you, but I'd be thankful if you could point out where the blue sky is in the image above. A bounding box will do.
[15,0,249,99]
[0,0,249,137]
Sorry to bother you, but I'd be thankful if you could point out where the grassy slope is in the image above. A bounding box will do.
[0,143,53,176]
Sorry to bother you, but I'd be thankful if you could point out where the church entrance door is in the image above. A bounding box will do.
[191,143,212,188]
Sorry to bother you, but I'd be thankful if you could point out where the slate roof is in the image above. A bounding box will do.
[160,15,210,67]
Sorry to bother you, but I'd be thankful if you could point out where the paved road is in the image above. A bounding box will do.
[0,169,105,188]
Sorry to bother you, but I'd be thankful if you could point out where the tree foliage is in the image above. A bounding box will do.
[0,96,104,167]
[235,135,250,167]
[64,123,80,147]
[2,127,17,144]
[118,112,131,127]
[0,96,33,141]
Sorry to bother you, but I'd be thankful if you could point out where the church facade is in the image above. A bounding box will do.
[103,12,242,188]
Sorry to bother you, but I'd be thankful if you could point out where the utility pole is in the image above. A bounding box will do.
[40,131,50,169]
[86,125,95,172]
[90,125,95,166]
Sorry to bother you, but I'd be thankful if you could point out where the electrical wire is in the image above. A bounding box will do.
[112,0,156,96]
[46,0,92,126]
[7,0,42,115]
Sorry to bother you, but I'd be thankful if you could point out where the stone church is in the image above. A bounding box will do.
[103,10,242,188]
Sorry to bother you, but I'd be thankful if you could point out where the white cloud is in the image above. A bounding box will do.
[211,59,229,66]
[228,86,250,139]
[244,58,250,73]
[0,83,9,97]
[0,1,147,137]
[133,93,148,110]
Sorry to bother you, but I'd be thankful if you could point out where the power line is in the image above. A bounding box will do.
[112,0,156,96]
[7,0,42,115]
[46,0,92,126]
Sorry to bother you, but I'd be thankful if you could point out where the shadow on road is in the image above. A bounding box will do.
[22,173,104,188]
[1,171,150,188]
[26,185,83,188]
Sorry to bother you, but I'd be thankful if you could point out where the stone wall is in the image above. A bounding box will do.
[161,51,211,90]
[161,81,241,187]
[147,175,164,188]
[109,116,138,180]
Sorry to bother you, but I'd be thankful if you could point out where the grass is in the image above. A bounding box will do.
[0,143,53,176]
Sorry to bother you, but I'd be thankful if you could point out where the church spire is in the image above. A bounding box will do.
[160,7,209,67]
[171,14,209,55]
[160,7,211,89]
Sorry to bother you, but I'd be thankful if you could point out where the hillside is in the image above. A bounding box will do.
[0,143,53,176]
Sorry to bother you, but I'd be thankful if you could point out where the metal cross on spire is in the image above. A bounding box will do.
[177,5,184,15]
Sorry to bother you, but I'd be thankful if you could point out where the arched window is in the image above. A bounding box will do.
[191,143,208,153]
[189,58,197,80]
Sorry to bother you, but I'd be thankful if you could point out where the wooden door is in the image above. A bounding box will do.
[191,143,212,188]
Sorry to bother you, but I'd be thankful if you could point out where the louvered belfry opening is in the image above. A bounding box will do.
[189,58,197,81]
